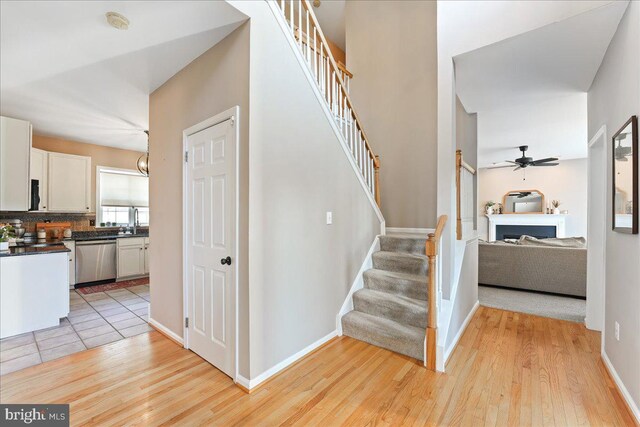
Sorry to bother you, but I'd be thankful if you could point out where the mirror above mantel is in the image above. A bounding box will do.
[502,190,545,214]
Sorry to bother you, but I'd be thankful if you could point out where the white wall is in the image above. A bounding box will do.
[477,93,588,168]
[229,1,383,381]
[478,159,588,240]
[588,0,640,418]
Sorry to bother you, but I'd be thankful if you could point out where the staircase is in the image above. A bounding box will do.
[342,234,430,361]
[272,0,447,369]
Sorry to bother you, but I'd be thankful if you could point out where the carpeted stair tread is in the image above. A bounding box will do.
[372,251,429,276]
[353,288,427,328]
[380,235,427,255]
[342,311,424,360]
[364,268,428,301]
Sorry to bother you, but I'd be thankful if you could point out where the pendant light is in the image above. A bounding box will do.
[137,130,149,176]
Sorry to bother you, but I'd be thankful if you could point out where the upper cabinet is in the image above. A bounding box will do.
[30,148,48,211]
[0,116,32,211]
[47,152,91,212]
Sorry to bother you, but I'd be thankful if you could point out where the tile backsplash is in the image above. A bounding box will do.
[0,213,96,233]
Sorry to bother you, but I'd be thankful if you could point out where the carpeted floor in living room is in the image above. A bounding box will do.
[478,285,586,322]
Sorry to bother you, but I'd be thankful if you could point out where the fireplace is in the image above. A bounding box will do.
[486,214,567,242]
[496,225,556,240]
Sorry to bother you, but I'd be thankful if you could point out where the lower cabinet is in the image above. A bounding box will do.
[144,237,150,275]
[62,240,76,288]
[117,237,146,280]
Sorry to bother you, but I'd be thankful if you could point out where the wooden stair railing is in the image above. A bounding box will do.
[456,150,476,240]
[274,0,380,206]
[425,215,447,370]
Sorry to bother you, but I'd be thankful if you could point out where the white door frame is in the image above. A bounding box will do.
[182,106,240,382]
[586,124,607,335]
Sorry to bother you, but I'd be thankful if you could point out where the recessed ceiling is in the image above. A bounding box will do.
[454,1,628,167]
[312,0,345,51]
[0,1,247,151]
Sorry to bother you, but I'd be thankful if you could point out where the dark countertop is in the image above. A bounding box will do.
[72,233,149,242]
[71,231,149,241]
[0,244,71,258]
[1,232,149,257]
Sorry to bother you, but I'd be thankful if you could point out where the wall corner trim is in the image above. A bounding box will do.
[243,331,338,392]
[602,351,640,424]
[148,317,184,346]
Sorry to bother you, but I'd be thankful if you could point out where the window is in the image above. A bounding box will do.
[97,167,149,227]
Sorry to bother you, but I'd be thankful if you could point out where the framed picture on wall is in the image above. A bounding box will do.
[612,115,638,234]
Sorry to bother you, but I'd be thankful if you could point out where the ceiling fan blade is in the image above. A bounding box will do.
[532,163,559,166]
[531,157,558,165]
[513,166,522,171]
[488,165,516,169]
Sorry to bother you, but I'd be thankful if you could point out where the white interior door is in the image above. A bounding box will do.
[586,127,606,331]
[186,118,235,378]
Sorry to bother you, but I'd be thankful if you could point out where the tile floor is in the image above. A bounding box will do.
[0,284,152,376]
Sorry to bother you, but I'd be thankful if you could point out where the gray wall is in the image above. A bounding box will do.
[345,1,438,229]
[149,23,252,377]
[456,96,478,229]
[588,0,640,411]
[456,96,477,169]
[230,1,383,379]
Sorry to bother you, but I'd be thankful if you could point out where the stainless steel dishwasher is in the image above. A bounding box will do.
[75,240,117,284]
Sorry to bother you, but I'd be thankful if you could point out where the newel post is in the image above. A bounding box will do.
[425,232,437,370]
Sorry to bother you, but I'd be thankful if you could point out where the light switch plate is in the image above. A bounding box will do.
[326,211,333,225]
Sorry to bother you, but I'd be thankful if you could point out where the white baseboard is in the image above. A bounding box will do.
[336,236,380,335]
[148,317,184,346]
[602,351,640,424]
[444,300,479,366]
[239,330,337,391]
[386,227,434,234]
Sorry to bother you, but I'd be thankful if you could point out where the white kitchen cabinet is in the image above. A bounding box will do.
[48,152,91,212]
[30,148,48,211]
[63,240,76,288]
[144,237,150,274]
[0,116,31,211]
[117,237,145,279]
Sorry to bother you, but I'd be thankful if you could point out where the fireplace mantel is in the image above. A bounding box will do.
[486,214,567,241]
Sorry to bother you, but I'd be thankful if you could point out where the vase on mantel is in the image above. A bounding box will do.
[487,206,494,215]
[553,208,560,214]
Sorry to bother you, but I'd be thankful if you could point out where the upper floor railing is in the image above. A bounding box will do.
[456,150,476,240]
[274,0,380,206]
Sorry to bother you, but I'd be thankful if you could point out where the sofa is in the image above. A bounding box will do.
[479,236,587,298]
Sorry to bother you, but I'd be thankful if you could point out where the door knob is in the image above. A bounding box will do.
[221,256,232,265]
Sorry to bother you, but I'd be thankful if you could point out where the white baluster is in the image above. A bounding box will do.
[289,0,294,31]
[306,10,310,63]
[313,28,317,85]
[298,1,302,47]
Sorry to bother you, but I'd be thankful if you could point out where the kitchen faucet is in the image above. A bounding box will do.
[133,208,139,234]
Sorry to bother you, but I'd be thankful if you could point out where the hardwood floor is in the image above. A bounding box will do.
[1,306,636,426]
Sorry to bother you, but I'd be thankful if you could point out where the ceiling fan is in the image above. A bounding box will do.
[614,134,632,161]
[492,146,559,171]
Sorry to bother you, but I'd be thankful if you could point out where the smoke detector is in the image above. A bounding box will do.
[106,12,129,30]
